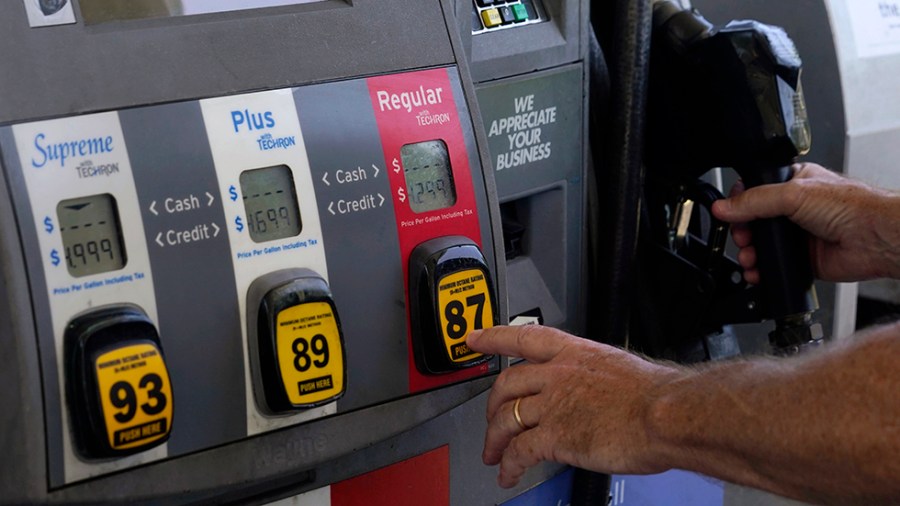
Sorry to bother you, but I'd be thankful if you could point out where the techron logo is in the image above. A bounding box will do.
[31,132,114,169]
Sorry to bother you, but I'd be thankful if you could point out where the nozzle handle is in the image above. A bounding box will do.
[740,165,819,321]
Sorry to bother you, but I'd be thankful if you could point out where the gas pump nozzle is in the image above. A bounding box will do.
[646,2,823,354]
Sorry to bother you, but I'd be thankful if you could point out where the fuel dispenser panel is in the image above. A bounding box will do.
[476,65,586,332]
[0,67,501,488]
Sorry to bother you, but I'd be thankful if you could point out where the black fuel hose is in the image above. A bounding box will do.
[588,0,652,347]
[575,0,653,503]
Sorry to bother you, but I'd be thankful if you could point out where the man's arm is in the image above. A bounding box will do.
[467,325,900,505]
[648,323,900,505]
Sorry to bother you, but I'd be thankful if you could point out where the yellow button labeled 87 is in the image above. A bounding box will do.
[409,238,497,374]
[95,343,173,452]
[437,268,494,363]
[276,302,346,407]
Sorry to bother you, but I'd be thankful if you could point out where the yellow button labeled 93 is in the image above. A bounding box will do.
[94,343,173,451]
[276,302,346,406]
[437,268,494,363]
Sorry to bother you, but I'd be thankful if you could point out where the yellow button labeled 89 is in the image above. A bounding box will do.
[95,343,173,452]
[276,302,345,406]
[437,268,494,363]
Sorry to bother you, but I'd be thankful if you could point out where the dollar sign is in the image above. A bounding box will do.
[397,187,407,203]
[235,216,244,233]
[392,158,401,174]
[50,249,60,267]
[44,216,54,234]
[229,185,238,202]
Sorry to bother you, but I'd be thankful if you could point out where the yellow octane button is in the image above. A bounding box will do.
[276,302,346,406]
[437,268,494,363]
[482,9,503,28]
[95,343,173,451]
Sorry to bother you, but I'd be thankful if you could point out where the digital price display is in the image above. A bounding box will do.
[57,194,127,278]
[240,165,302,243]
[401,140,457,214]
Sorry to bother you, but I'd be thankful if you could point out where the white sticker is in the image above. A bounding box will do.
[22,0,76,27]
[847,0,900,58]
[200,89,336,435]
[12,112,164,484]
[509,315,541,326]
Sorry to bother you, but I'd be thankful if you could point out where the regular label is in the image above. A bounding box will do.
[94,343,173,451]
[437,269,493,363]
[276,302,345,406]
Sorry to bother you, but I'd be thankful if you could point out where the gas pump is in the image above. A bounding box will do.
[0,0,840,504]
[0,0,591,504]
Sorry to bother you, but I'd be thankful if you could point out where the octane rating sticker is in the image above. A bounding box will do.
[94,343,173,451]
[437,268,493,363]
[276,302,345,406]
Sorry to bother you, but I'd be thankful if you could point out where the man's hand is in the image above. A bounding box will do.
[467,325,678,488]
[470,323,900,505]
[712,162,900,283]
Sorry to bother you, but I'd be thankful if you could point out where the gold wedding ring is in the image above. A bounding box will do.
[513,397,528,431]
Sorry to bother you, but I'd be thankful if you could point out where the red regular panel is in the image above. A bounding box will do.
[368,68,489,393]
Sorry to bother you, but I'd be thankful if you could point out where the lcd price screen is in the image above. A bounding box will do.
[57,194,127,278]
[401,140,457,214]
[240,165,302,243]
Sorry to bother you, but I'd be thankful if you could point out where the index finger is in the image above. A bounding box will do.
[467,325,575,364]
